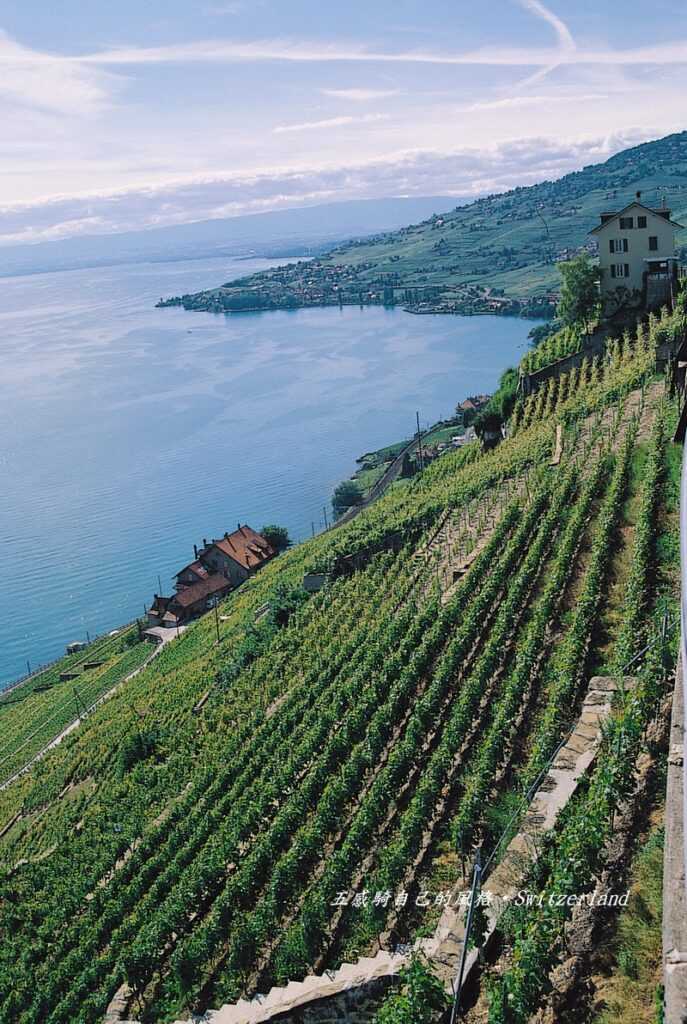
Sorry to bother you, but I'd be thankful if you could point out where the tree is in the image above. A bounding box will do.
[332,479,363,515]
[260,524,291,553]
[557,253,600,333]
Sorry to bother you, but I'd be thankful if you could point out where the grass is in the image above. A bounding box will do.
[354,464,387,495]
[593,826,664,1024]
[422,424,464,446]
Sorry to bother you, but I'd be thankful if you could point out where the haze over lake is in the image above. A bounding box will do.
[0,255,537,688]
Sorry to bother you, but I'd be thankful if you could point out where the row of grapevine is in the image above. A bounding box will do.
[143,493,542,1018]
[2,552,427,1020]
[520,415,638,788]
[487,612,677,1023]
[519,323,583,375]
[326,447,605,960]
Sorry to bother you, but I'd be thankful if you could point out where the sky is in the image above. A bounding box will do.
[0,0,686,246]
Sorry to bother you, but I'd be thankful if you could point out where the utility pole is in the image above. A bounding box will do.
[311,521,316,538]
[323,505,329,530]
[416,411,425,472]
[26,659,31,677]
[72,687,86,720]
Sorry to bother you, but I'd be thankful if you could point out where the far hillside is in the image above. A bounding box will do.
[160,131,687,318]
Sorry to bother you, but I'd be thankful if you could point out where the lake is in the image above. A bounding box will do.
[0,255,537,688]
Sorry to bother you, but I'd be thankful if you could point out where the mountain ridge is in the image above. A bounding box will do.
[0,196,462,279]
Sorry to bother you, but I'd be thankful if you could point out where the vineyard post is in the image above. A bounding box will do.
[450,848,482,1024]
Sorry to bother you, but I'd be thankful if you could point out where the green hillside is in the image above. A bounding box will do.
[159,131,687,318]
[0,297,684,1023]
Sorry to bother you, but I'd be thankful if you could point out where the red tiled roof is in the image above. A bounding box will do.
[208,526,275,572]
[175,559,209,580]
[171,573,231,609]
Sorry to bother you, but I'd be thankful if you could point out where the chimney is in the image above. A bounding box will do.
[203,538,208,548]
[238,522,241,532]
[193,544,198,559]
[636,190,642,201]
[225,531,230,540]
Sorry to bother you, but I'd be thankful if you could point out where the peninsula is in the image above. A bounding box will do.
[157,132,687,318]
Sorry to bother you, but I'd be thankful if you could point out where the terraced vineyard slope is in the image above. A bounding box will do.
[0,300,684,1024]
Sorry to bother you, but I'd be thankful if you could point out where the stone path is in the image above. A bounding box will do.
[424,674,637,992]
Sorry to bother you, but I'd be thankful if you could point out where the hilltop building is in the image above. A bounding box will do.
[146,524,276,630]
[590,193,683,315]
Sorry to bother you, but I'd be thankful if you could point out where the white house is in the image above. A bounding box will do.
[590,193,683,314]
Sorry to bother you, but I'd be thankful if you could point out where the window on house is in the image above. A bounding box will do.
[649,236,659,251]
[610,238,628,254]
[637,215,647,228]
[611,264,629,279]
[619,216,634,229]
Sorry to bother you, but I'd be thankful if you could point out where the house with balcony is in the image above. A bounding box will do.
[590,192,683,316]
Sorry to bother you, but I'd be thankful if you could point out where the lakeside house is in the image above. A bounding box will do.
[590,192,684,315]
[147,574,232,629]
[147,524,276,629]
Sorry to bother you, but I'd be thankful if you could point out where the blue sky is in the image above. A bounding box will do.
[0,0,686,244]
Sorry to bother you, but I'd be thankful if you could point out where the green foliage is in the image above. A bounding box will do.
[374,953,449,1024]
[332,478,364,514]
[557,253,601,331]
[475,367,519,435]
[117,727,161,777]
[260,524,291,552]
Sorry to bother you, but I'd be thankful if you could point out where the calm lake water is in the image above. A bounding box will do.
[0,255,537,688]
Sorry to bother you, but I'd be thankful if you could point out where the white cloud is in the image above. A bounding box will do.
[517,0,576,53]
[274,113,388,133]
[65,36,687,71]
[0,127,662,246]
[321,88,401,101]
[0,29,117,116]
[461,92,608,112]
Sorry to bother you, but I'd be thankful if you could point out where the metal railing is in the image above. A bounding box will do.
[681,434,687,903]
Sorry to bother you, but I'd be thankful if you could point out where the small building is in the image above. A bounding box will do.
[590,194,683,315]
[66,640,87,655]
[147,573,231,629]
[198,525,276,587]
[175,559,210,591]
[147,524,275,631]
